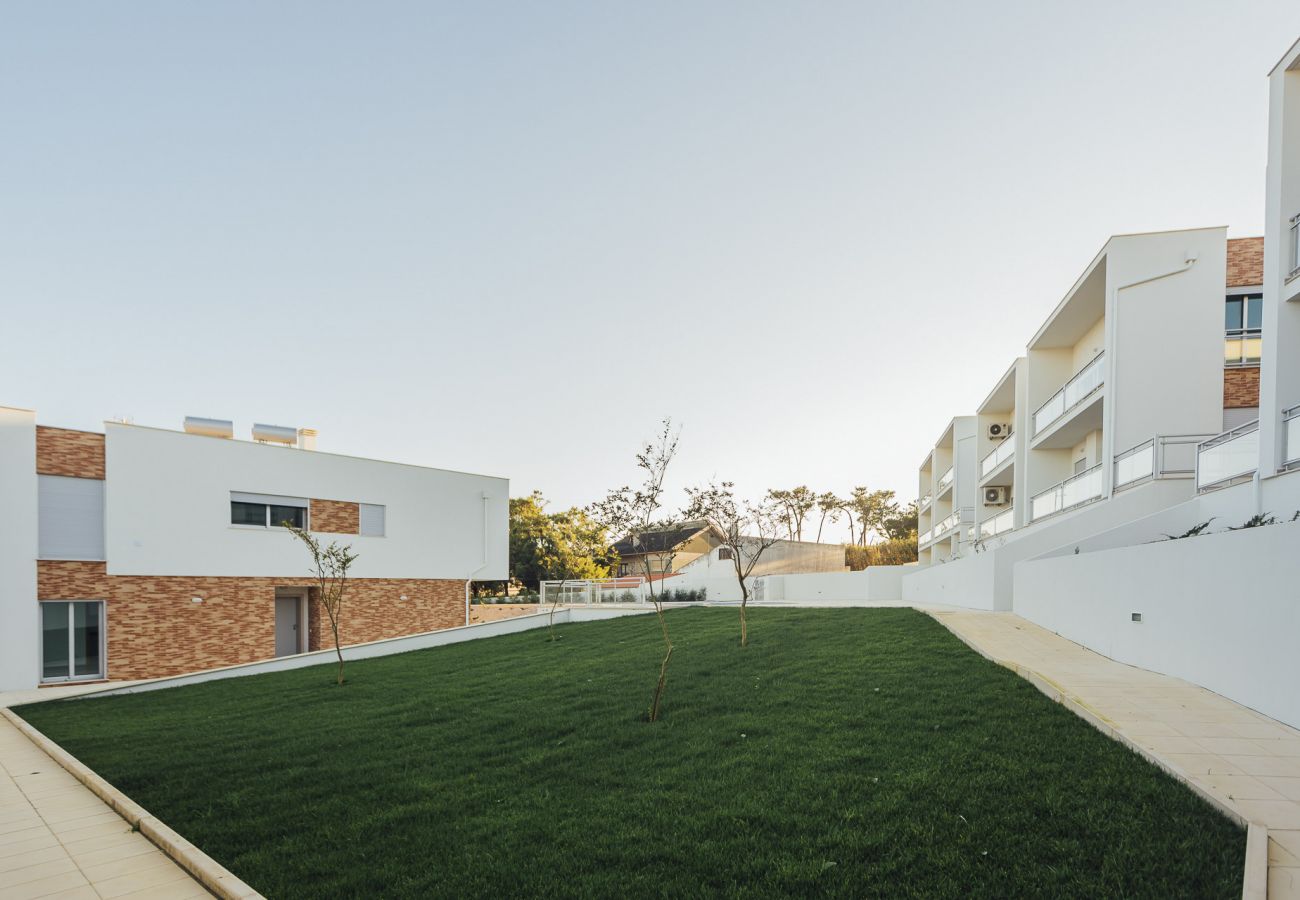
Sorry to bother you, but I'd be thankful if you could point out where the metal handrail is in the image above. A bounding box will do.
[1195,420,1260,491]
[1113,433,1215,490]
[937,467,954,492]
[979,432,1016,478]
[979,506,1015,538]
[1289,215,1300,281]
[1029,463,1104,522]
[1033,352,1105,436]
[1281,405,1300,469]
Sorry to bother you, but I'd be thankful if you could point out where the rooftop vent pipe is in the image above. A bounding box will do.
[183,417,234,439]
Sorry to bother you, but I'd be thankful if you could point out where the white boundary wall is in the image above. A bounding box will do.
[759,566,911,603]
[1014,520,1300,729]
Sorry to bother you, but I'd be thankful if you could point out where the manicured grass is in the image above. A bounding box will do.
[17,608,1242,898]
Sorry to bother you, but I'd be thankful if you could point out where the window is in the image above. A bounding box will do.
[360,503,386,536]
[38,475,105,560]
[1224,293,1263,366]
[717,547,733,561]
[230,492,308,529]
[41,601,104,682]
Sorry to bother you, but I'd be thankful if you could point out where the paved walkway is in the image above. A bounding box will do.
[0,716,208,899]
[933,609,1300,900]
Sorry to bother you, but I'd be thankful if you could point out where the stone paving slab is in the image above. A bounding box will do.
[933,609,1300,900]
[0,716,208,899]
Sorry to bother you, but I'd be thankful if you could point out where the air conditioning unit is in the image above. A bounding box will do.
[983,486,1011,506]
[987,423,1011,440]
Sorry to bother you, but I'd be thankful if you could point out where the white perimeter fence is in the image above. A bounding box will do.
[539,576,651,606]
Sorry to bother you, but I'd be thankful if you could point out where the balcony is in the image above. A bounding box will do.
[979,506,1015,538]
[1284,405,1300,470]
[937,466,954,493]
[1033,353,1105,438]
[918,527,933,546]
[930,506,973,540]
[1195,421,1259,491]
[979,432,1016,479]
[919,492,932,510]
[1113,434,1212,491]
[1030,463,1103,522]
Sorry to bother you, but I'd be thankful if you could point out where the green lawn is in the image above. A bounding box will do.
[16,608,1243,898]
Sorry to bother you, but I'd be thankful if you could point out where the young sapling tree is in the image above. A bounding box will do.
[286,524,358,686]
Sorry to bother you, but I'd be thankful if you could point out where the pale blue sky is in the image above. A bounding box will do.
[3,2,1298,539]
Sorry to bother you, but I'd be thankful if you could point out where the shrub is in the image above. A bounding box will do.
[845,536,919,571]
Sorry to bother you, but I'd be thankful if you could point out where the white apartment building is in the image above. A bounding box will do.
[916,416,976,566]
[894,36,1300,730]
[0,409,509,692]
[907,227,1242,607]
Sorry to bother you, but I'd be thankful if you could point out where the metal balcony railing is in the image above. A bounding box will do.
[979,506,1015,538]
[918,527,932,546]
[1284,405,1300,470]
[1195,421,1260,491]
[1030,463,1103,522]
[1113,434,1214,491]
[979,432,1016,478]
[937,466,954,492]
[919,492,932,509]
[1289,214,1300,281]
[1033,352,1105,437]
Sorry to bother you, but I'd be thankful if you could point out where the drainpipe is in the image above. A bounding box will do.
[1106,253,1198,497]
[465,492,490,625]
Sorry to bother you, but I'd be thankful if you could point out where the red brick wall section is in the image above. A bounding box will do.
[1224,367,1261,409]
[1227,237,1264,288]
[37,561,465,681]
[307,579,464,652]
[36,427,105,479]
[309,498,360,534]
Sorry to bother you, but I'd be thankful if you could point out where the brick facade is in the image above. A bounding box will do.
[36,427,105,479]
[1227,237,1265,288]
[37,561,464,681]
[1224,367,1261,409]
[309,498,360,534]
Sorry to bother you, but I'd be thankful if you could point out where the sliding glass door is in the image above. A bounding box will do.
[41,601,104,682]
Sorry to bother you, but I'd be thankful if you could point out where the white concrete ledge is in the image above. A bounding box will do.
[2,708,263,899]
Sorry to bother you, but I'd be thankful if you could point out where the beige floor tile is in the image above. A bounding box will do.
[53,819,134,845]
[1162,753,1247,777]
[1195,737,1275,757]
[1133,735,1207,755]
[0,844,70,874]
[47,811,127,835]
[0,856,79,890]
[69,833,161,870]
[1270,865,1300,900]
[1229,755,1300,778]
[0,825,52,848]
[2,870,93,900]
[112,879,213,900]
[0,832,61,860]
[1194,773,1287,802]
[1220,799,1300,830]
[1273,830,1300,867]
[1263,778,1300,803]
[32,887,101,900]
[81,849,188,884]
[94,863,198,899]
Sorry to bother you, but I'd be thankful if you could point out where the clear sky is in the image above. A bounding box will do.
[3,2,1298,541]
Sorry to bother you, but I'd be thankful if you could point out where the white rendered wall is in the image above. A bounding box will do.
[0,408,39,691]
[760,566,911,603]
[903,477,1194,611]
[104,424,508,580]
[1102,229,1228,479]
[1260,42,1300,476]
[1013,520,1300,730]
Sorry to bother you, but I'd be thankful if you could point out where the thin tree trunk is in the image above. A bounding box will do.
[330,615,344,685]
[739,597,748,647]
[648,602,673,721]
